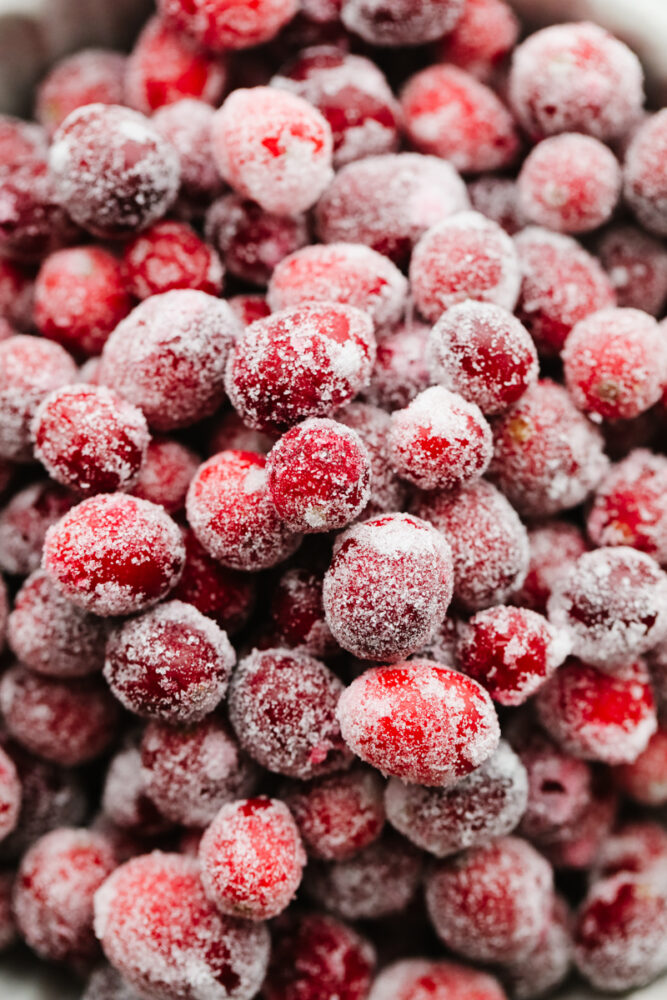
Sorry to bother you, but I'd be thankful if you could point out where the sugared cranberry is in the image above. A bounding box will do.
[337,659,499,786]
[0,747,20,842]
[502,896,572,1000]
[513,731,593,844]
[341,0,463,47]
[227,295,271,329]
[338,403,407,518]
[468,174,526,235]
[614,723,667,806]
[269,567,337,657]
[316,153,470,267]
[508,21,644,142]
[152,99,224,207]
[511,521,588,615]
[539,773,618,871]
[363,319,430,412]
[35,49,126,136]
[228,647,352,779]
[0,155,80,261]
[596,224,667,315]
[587,450,667,565]
[368,958,506,1000]
[592,821,667,880]
[43,493,185,617]
[171,527,256,635]
[94,852,270,1000]
[122,220,224,300]
[410,212,521,322]
[158,0,298,51]
[435,0,519,82]
[99,290,240,431]
[0,480,74,576]
[624,109,667,236]
[130,438,199,515]
[101,745,169,837]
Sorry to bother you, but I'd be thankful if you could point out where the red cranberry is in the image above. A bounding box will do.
[171,527,256,635]
[0,155,81,261]
[0,747,20,842]
[158,0,298,51]
[513,731,593,844]
[99,290,240,431]
[101,745,169,837]
[338,403,407,517]
[435,0,519,82]
[130,438,199,515]
[614,723,667,806]
[511,521,588,615]
[35,49,126,136]
[152,98,224,207]
[269,567,337,657]
[502,896,572,1000]
[94,852,270,1000]
[341,0,464,46]
[368,958,506,1000]
[363,319,430,412]
[588,450,667,565]
[593,821,667,880]
[0,480,75,576]
[228,647,352,779]
[624,109,667,236]
[468,174,526,235]
[227,295,271,329]
[122,220,224,300]
[43,493,185,617]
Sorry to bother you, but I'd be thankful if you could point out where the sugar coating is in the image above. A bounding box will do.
[385,739,527,858]
[536,658,657,765]
[323,513,454,661]
[186,450,302,571]
[625,110,667,236]
[316,153,470,267]
[592,820,667,880]
[596,224,667,316]
[99,290,241,432]
[152,99,224,205]
[490,380,609,518]
[35,49,126,136]
[410,212,521,322]
[614,726,667,807]
[122,220,224,300]
[338,403,407,517]
[468,174,526,235]
[389,386,493,492]
[363,319,430,411]
[425,835,554,964]
[131,438,199,515]
[514,226,615,356]
[158,0,298,51]
[94,851,270,1000]
[225,302,375,434]
[336,659,499,786]
[436,0,519,82]
[304,833,422,920]
[413,480,529,612]
[401,64,519,173]
[508,21,644,142]
[341,0,464,46]
[228,647,353,780]
[13,827,116,965]
[0,745,20,842]
[368,957,506,1000]
[101,745,167,836]
[8,568,107,678]
[48,103,180,237]
[43,493,185,617]
[141,716,259,829]
[199,797,306,921]
[514,730,593,843]
[104,599,235,725]
[502,896,572,1000]
[548,546,667,667]
[269,242,407,331]
[511,520,588,614]
[269,567,338,657]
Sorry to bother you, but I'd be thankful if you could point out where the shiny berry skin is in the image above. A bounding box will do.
[269,567,337,657]
[511,521,588,615]
[0,665,120,766]
[338,403,407,518]
[0,746,20,842]
[502,895,572,1000]
[564,307,667,421]
[323,514,453,661]
[536,658,657,765]
[104,599,235,724]
[281,766,385,861]
[436,0,519,82]
[140,716,258,828]
[34,246,132,359]
[8,569,107,678]
[401,65,519,173]
[410,212,521,322]
[49,104,180,238]
[268,418,371,533]
[32,385,150,497]
[268,242,407,331]
[264,912,375,1000]
[316,153,470,268]
[363,319,430,412]
[212,87,333,215]
[425,836,554,964]
[125,16,228,115]
[225,303,375,435]
[587,450,667,565]
[341,0,464,47]
[489,380,608,518]
[548,546,667,668]
[539,774,618,871]
[613,723,667,806]
[508,21,644,142]
[0,480,75,577]
[94,852,270,1000]
[388,386,492,492]
[514,226,615,356]
[428,301,537,415]
[624,109,667,236]
[412,480,529,612]
[152,99,224,208]
[272,47,400,168]
[456,606,570,707]
[368,958,506,1000]
[304,832,422,920]
[199,797,306,920]
[186,450,301,571]
[205,193,309,286]
[228,648,352,779]
[573,871,667,991]
[99,290,240,432]
[0,335,77,462]
[171,528,256,636]
[337,659,499,786]
[14,827,116,967]
[158,0,298,51]
[596,224,667,316]
[130,438,199,515]
[35,49,126,136]
[122,220,224,300]
[43,493,185,617]
[385,739,527,858]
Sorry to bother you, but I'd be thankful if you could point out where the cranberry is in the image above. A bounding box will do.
[43,493,185,617]
[508,21,644,142]
[94,852,270,1000]
[513,731,593,844]
[410,211,521,322]
[130,438,199,515]
[158,0,298,51]
[368,958,506,1000]
[0,871,17,952]
[435,0,519,82]
[540,773,618,871]
[82,964,143,1000]
[35,49,126,136]
[228,647,352,779]
[614,723,667,806]
[502,896,572,1000]
[385,739,527,858]
[0,747,20,842]
[99,290,240,431]
[597,224,667,315]
[101,745,169,837]
[0,155,81,261]
[468,174,526,235]
[338,403,407,517]
[341,0,463,46]
[227,295,271,329]
[511,521,588,615]
[315,153,470,267]
[363,319,430,412]
[587,450,667,565]
[0,480,75,577]
[593,820,667,880]
[122,220,224,299]
[225,302,375,435]
[152,99,224,208]
[269,567,337,657]
[624,109,667,236]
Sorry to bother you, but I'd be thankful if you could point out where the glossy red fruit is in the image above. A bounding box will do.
[614,724,667,805]
[436,0,519,82]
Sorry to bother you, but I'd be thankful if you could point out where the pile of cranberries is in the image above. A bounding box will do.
[1,2,667,998]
